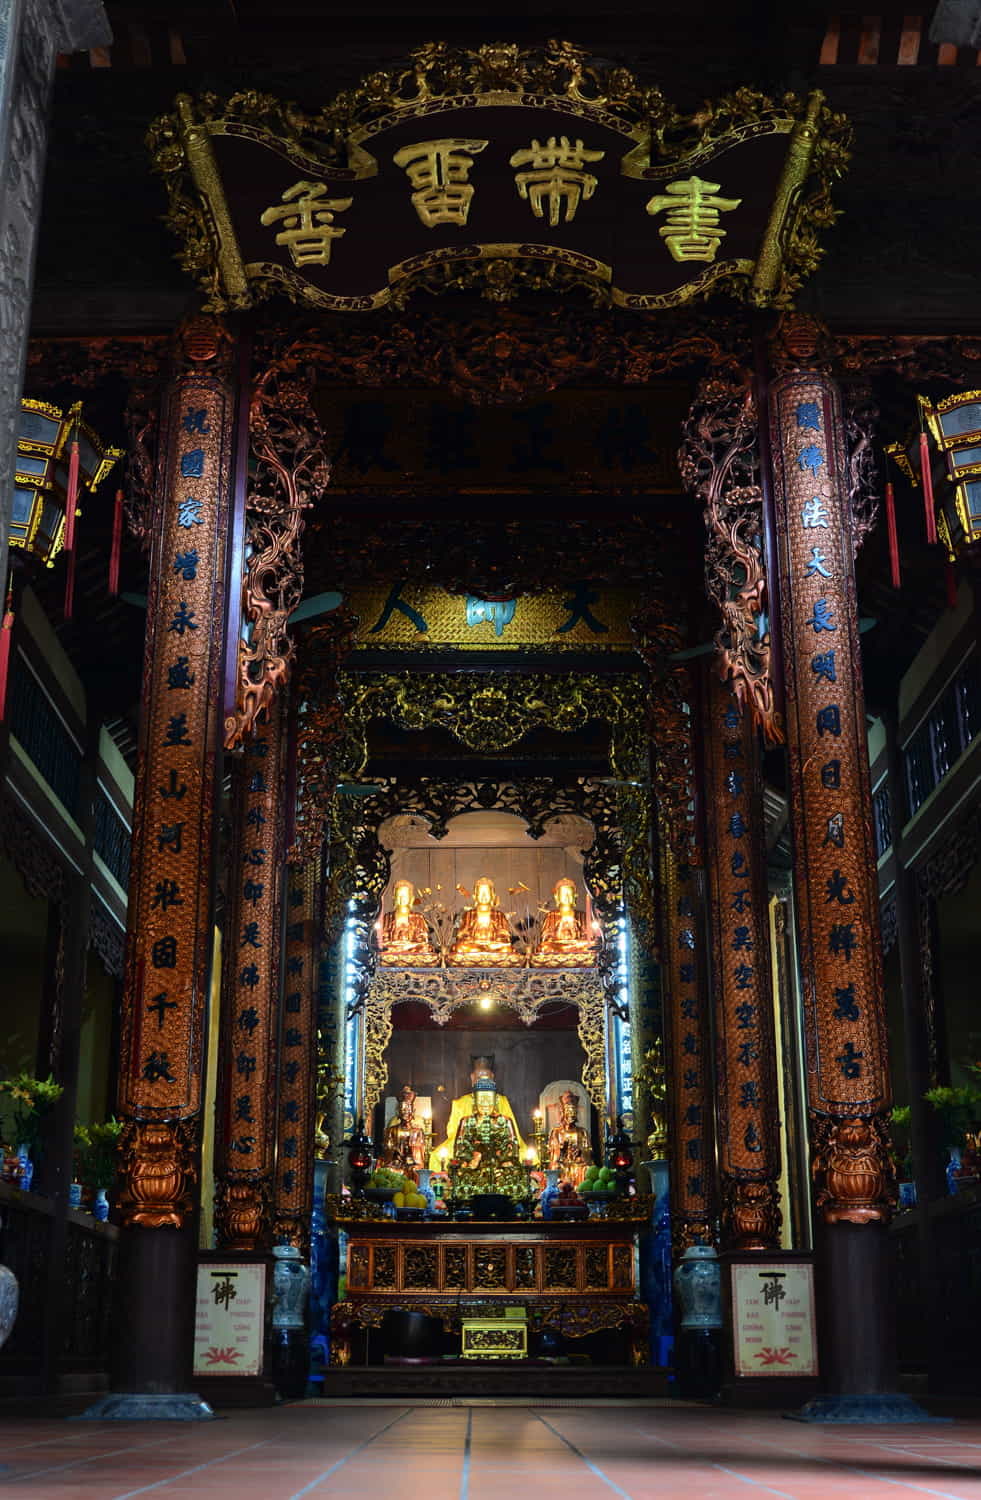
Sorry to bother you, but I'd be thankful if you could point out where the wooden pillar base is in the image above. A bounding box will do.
[108,1224,201,1397]
[789,1222,936,1423]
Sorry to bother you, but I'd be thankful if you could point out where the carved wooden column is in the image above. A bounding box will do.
[658,821,716,1254]
[214,692,287,1250]
[272,855,321,1251]
[766,327,921,1419]
[86,316,237,1420]
[700,667,782,1250]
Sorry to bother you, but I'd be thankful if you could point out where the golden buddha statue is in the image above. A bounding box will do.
[380,1084,427,1181]
[449,875,517,966]
[452,1077,529,1202]
[380,879,436,965]
[534,877,596,965]
[547,1089,593,1188]
[430,1057,525,1171]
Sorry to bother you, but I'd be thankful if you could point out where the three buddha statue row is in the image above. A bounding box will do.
[381,874,597,967]
[381,1066,595,1196]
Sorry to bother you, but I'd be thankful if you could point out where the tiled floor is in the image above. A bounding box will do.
[1,1402,981,1499]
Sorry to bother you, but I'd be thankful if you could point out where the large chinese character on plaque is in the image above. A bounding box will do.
[150,43,849,314]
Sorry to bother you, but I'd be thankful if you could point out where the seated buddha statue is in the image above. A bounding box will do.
[534,877,596,965]
[449,876,517,965]
[452,1077,529,1202]
[380,1084,427,1182]
[380,879,436,965]
[430,1057,525,1170]
[547,1089,593,1188]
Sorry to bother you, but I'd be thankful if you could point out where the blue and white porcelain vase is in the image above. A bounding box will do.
[946,1145,962,1195]
[16,1147,33,1192]
[272,1244,310,1330]
[0,1264,18,1349]
[673,1243,722,1330]
[68,1181,83,1209]
[540,1169,560,1220]
[92,1187,109,1222]
[416,1168,435,1214]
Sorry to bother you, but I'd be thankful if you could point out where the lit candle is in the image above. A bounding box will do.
[438,1146,448,1169]
[525,1147,537,1167]
[532,1108,543,1126]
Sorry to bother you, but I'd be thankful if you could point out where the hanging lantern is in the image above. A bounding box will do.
[917,392,981,560]
[9,398,122,569]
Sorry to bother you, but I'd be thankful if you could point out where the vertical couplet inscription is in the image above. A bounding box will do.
[216,692,286,1249]
[118,317,236,1227]
[701,671,781,1250]
[660,829,715,1252]
[273,857,320,1250]
[769,372,892,1224]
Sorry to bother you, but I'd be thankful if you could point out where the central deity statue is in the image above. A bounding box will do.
[380,1084,428,1181]
[449,875,519,965]
[451,1077,529,1202]
[547,1089,593,1188]
[534,877,596,965]
[380,879,436,965]
[430,1056,524,1170]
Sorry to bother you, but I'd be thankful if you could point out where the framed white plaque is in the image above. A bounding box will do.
[730,1260,818,1378]
[193,1261,266,1377]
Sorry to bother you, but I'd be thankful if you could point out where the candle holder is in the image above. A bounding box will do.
[532,1108,546,1167]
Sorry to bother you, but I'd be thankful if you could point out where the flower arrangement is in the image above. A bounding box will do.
[0,1073,63,1153]
[73,1118,123,1189]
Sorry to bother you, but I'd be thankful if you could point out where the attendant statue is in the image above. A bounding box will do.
[547,1089,593,1188]
[380,1084,427,1181]
[449,876,517,965]
[452,1077,529,1202]
[430,1056,525,1170]
[534,877,596,965]
[380,879,436,965]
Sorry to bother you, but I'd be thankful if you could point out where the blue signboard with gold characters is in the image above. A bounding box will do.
[150,42,849,315]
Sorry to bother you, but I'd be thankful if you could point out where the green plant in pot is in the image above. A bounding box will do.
[0,1073,63,1188]
[923,1085,981,1185]
[74,1118,123,1218]
[888,1105,913,1182]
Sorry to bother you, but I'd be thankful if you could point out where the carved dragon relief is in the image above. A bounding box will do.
[224,340,330,750]
[678,376,781,744]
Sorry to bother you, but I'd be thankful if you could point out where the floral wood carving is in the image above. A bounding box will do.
[225,341,330,749]
[811,1113,895,1226]
[679,376,780,743]
[629,599,698,862]
[118,1118,198,1229]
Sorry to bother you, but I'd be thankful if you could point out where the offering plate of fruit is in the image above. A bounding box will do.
[580,1165,618,1200]
[364,1168,407,1202]
[550,1180,590,1220]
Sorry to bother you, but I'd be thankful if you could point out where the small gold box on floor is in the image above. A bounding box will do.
[461,1319,528,1360]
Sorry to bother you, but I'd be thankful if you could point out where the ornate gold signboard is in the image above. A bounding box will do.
[149,42,849,314]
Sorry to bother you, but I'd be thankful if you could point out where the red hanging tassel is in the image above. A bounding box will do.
[109,487,123,596]
[884,481,901,589]
[945,558,959,611]
[919,430,937,545]
[63,437,80,620]
[63,437,80,553]
[0,599,13,724]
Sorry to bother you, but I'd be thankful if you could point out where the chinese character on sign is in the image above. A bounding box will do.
[211,1274,237,1309]
[761,1272,787,1308]
[465,596,516,637]
[833,983,860,1021]
[177,497,203,528]
[167,657,194,690]
[837,1041,864,1078]
[808,598,836,633]
[180,449,205,479]
[795,402,821,431]
[801,497,830,529]
[823,812,845,848]
[645,175,741,262]
[805,545,832,578]
[797,444,824,477]
[392,139,488,228]
[259,181,353,268]
[509,135,604,226]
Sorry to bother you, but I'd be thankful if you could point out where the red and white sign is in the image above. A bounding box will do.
[193,1262,265,1377]
[731,1261,818,1378]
